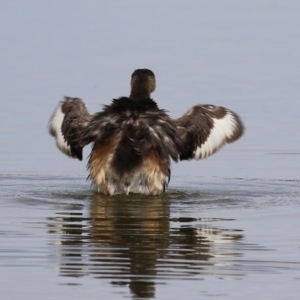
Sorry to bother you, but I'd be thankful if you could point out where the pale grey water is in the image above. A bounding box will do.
[1,1,300,299]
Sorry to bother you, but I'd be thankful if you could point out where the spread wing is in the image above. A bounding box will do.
[174,104,244,160]
[48,97,92,160]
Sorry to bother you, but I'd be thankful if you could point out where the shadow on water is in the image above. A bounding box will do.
[47,191,244,299]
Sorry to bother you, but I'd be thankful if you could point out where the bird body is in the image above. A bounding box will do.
[49,69,244,195]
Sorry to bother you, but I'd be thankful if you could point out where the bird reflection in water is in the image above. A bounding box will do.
[48,192,243,299]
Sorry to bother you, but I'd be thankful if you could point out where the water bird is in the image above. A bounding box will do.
[49,69,244,195]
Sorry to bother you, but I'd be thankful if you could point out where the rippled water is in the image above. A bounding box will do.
[1,174,299,299]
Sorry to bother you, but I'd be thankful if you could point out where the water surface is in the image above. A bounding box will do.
[1,174,299,299]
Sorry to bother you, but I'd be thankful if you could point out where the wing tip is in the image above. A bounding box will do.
[225,110,245,143]
[48,102,73,157]
[48,103,64,137]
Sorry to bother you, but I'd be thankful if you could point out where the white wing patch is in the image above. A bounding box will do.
[194,111,239,160]
[48,103,72,157]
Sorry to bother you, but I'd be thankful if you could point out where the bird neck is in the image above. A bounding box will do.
[129,88,151,100]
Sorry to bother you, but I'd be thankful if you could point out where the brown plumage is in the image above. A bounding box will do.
[48,69,244,195]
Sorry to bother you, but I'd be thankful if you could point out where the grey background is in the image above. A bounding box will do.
[1,1,299,180]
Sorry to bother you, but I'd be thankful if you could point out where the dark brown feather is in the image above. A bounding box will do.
[81,97,179,173]
[60,97,92,160]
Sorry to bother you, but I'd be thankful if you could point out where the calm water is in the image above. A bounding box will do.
[1,172,299,299]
